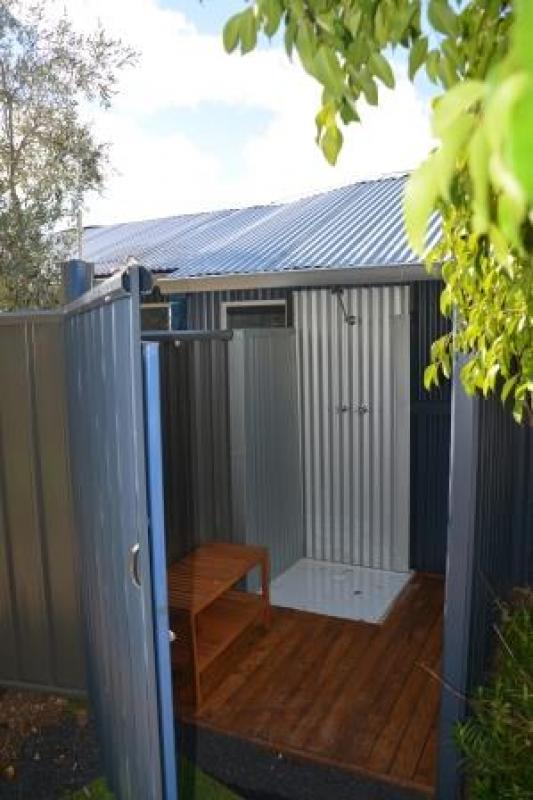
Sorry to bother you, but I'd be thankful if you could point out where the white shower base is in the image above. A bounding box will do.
[269,558,412,624]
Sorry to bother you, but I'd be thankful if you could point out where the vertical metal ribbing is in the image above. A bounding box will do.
[381,288,392,569]
[311,290,322,559]
[361,289,372,566]
[293,285,410,572]
[331,289,340,562]
[352,290,363,566]
[341,290,351,564]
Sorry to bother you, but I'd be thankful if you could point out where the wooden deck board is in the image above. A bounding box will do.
[178,573,443,797]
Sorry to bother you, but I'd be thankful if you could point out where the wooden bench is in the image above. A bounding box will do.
[167,542,271,708]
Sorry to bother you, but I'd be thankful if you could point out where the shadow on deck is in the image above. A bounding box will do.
[177,573,444,800]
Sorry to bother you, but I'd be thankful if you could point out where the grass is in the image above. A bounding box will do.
[66,759,240,799]
[66,778,113,799]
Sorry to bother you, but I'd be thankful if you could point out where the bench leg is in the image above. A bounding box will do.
[261,553,271,628]
[191,619,202,708]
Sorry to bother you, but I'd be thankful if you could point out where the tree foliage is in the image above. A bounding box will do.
[223,0,533,422]
[456,596,533,799]
[0,1,135,310]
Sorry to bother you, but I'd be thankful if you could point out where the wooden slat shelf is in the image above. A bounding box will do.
[168,542,271,709]
[196,590,265,672]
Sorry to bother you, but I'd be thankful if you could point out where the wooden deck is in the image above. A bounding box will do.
[177,573,444,797]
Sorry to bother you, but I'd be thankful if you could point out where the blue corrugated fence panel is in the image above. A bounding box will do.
[64,270,165,799]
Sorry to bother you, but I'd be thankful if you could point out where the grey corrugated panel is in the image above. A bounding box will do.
[83,209,235,275]
[228,329,304,588]
[0,315,84,692]
[64,275,163,800]
[293,286,410,571]
[83,175,440,278]
[187,287,289,329]
[228,329,304,586]
[161,338,233,562]
[409,282,451,574]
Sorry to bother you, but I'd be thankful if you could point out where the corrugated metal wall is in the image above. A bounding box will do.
[467,397,517,689]
[160,338,232,563]
[510,423,533,585]
[188,282,420,571]
[229,329,304,585]
[0,313,84,692]
[410,282,451,574]
[188,288,288,329]
[64,277,164,799]
[293,287,410,571]
[438,381,533,798]
[467,398,533,690]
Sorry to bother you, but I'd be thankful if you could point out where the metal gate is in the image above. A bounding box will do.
[294,286,410,572]
[64,269,176,799]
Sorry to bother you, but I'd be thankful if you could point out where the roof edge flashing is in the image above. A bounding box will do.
[156,264,436,294]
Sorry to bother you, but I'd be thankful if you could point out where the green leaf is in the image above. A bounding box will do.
[489,151,527,227]
[468,126,490,235]
[369,52,395,89]
[404,154,439,256]
[239,8,257,54]
[408,36,428,81]
[514,0,533,74]
[507,83,533,203]
[315,102,335,140]
[223,13,242,54]
[498,193,524,250]
[339,97,360,124]
[374,4,388,47]
[438,55,458,89]
[263,0,283,38]
[442,38,462,71]
[428,0,459,38]
[432,80,486,138]
[424,362,439,390]
[359,70,378,105]
[313,46,345,97]
[482,363,500,396]
[344,8,362,38]
[284,20,296,58]
[321,123,343,165]
[435,114,476,199]
[426,50,441,84]
[501,374,518,404]
[296,22,317,76]
[484,73,529,152]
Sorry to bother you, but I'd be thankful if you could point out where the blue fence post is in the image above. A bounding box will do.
[62,259,94,303]
[436,356,479,799]
[142,342,179,800]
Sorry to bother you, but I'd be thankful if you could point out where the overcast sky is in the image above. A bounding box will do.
[56,0,434,225]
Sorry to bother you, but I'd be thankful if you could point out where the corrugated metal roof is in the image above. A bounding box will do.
[84,174,440,279]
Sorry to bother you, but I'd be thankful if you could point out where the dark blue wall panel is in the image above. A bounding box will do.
[410,281,451,574]
[511,424,533,586]
[438,385,533,799]
[468,397,516,689]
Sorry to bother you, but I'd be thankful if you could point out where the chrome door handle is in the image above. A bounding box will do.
[169,630,176,643]
[129,543,141,589]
